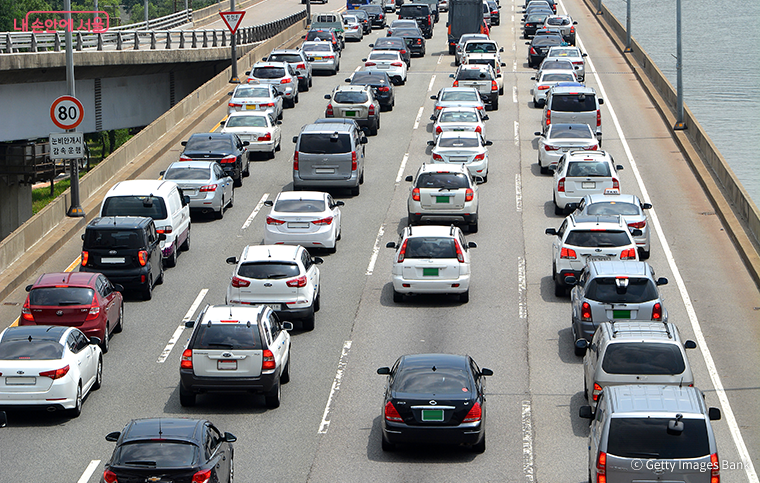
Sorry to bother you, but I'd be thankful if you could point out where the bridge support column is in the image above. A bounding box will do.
[0,174,32,241]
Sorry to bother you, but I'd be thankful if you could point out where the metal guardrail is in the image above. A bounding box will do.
[1,10,306,54]
[110,9,193,31]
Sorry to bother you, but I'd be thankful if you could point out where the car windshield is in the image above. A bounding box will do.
[237,262,300,280]
[29,287,94,306]
[252,67,286,79]
[196,324,261,350]
[549,125,593,138]
[541,73,575,82]
[394,368,472,395]
[274,199,326,213]
[566,161,611,177]
[416,172,470,189]
[83,229,145,249]
[101,196,168,220]
[602,343,686,375]
[298,133,352,154]
[465,42,497,53]
[304,43,331,52]
[0,340,64,360]
[334,91,369,104]
[551,93,597,111]
[440,111,479,123]
[184,137,234,152]
[403,237,458,259]
[585,277,659,303]
[607,418,709,459]
[114,442,198,467]
[457,68,492,80]
[586,202,640,216]
[234,87,270,99]
[440,91,479,102]
[164,166,211,181]
[438,137,479,148]
[225,116,269,128]
[564,230,631,247]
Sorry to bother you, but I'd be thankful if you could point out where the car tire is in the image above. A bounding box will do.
[492,97,499,110]
[469,221,478,233]
[314,291,321,312]
[483,172,488,183]
[179,384,196,407]
[639,247,650,260]
[281,356,291,384]
[228,189,235,208]
[359,169,365,184]
[459,290,469,303]
[233,174,243,188]
[243,159,250,177]
[392,289,404,303]
[275,139,281,152]
[575,341,587,357]
[472,434,486,453]
[278,110,283,121]
[142,277,153,301]
[554,280,565,297]
[93,357,103,390]
[294,92,299,104]
[301,311,315,331]
[381,434,395,452]
[100,326,110,354]
[156,265,164,285]
[268,149,276,160]
[370,120,379,136]
[449,45,456,55]
[165,244,177,268]
[216,199,225,219]
[68,383,83,418]
[180,229,190,251]
[499,86,504,95]
[554,200,564,216]
[114,304,124,333]
[265,379,281,408]
[351,185,360,196]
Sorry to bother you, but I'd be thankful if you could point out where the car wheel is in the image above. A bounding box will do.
[281,355,291,384]
[639,247,650,260]
[114,304,124,333]
[301,311,315,331]
[142,277,153,301]
[308,76,313,88]
[499,86,504,95]
[575,340,587,357]
[156,264,164,285]
[540,161,550,175]
[165,244,177,268]
[216,199,225,219]
[294,92,299,104]
[455,57,460,66]
[243,159,250,177]
[351,185,360,196]
[228,189,235,209]
[268,149,276,160]
[370,120,379,136]
[469,221,478,233]
[275,139,281,152]
[472,434,486,453]
[100,325,110,354]
[554,199,564,216]
[68,384,83,418]
[278,110,283,121]
[459,290,469,303]
[233,174,243,188]
[392,289,404,303]
[179,384,196,407]
[492,97,499,110]
[381,434,395,452]
[180,229,190,251]
[359,169,365,184]
[482,173,488,183]
[265,379,281,408]
[93,357,103,390]
[554,280,565,297]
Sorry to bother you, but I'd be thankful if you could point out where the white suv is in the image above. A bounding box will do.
[545,214,641,297]
[225,245,322,330]
[385,225,477,303]
[550,150,623,215]
[405,164,480,233]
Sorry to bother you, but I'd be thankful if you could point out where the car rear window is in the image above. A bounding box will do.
[195,324,262,350]
[352,73,389,86]
[549,124,593,139]
[164,166,211,181]
[360,5,382,13]
[586,202,640,216]
[114,442,198,467]
[564,230,631,247]
[541,73,575,82]
[527,14,549,23]
[184,137,234,152]
[237,262,300,279]
[416,172,469,189]
[234,87,270,99]
[566,161,611,177]
[307,32,333,42]
[399,5,430,16]
[456,68,493,81]
[394,368,471,395]
[440,91,479,102]
[83,229,145,249]
[225,115,269,128]
[298,133,352,154]
[585,277,659,303]
[252,67,286,79]
[274,199,326,213]
[438,137,479,148]
[268,54,302,63]
[304,43,331,52]
[601,343,686,375]
[440,111,479,123]
[547,17,570,25]
[607,418,709,459]
[0,340,64,360]
[101,196,169,220]
[374,39,403,49]
[551,93,597,111]
[369,52,399,61]
[465,42,497,53]
[334,91,369,103]
[29,287,95,306]
[403,237,458,259]
[541,60,573,70]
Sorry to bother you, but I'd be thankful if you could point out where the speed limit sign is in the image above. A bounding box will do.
[50,95,85,130]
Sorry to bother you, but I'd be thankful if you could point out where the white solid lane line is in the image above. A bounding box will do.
[365,224,386,276]
[157,289,208,363]
[241,193,270,231]
[428,74,436,92]
[562,0,758,479]
[77,460,101,483]
[413,106,424,130]
[318,340,352,434]
[395,153,410,183]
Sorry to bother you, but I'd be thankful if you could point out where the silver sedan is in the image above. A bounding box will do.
[544,46,587,80]
[430,87,486,120]
[535,123,598,174]
[431,107,489,142]
[227,84,284,121]
[301,41,340,75]
[162,161,234,219]
[343,15,364,41]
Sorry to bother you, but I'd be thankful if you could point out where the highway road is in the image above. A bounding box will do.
[0,0,758,481]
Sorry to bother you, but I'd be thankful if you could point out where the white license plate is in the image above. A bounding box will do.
[450,157,468,162]
[582,181,596,189]
[101,257,125,264]
[6,376,36,385]
[266,304,281,311]
[217,360,237,370]
[377,65,390,69]
[287,222,310,229]
[315,168,335,174]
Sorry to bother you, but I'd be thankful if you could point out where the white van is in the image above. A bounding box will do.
[100,180,191,267]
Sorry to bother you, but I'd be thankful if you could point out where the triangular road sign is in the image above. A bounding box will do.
[220,11,245,34]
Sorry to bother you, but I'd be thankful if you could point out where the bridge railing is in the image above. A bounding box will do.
[110,8,193,31]
[1,9,306,54]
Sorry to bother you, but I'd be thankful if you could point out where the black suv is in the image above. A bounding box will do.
[79,216,165,300]
[180,133,249,187]
[397,4,433,38]
[345,70,396,111]
[359,5,386,29]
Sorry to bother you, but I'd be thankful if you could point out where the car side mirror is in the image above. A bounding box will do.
[631,229,643,237]
[89,336,101,345]
[344,78,351,82]
[430,115,436,121]
[226,256,238,265]
[684,340,697,349]
[530,76,536,80]
[708,407,721,421]
[335,201,345,206]
[575,339,588,355]
[449,73,454,78]
[181,141,187,146]
[185,320,195,328]
[484,140,493,146]
[293,136,298,143]
[427,140,435,146]
[499,47,504,52]
[245,70,250,75]
[377,367,390,375]
[219,121,226,126]
[582,53,587,57]
[0,411,6,428]
[113,284,124,292]
[386,242,397,249]
[368,43,374,48]
[599,98,604,104]
[545,228,557,236]
[158,233,167,241]
[481,368,494,376]
[405,175,413,182]
[361,57,367,62]
[263,200,274,206]
[324,94,332,99]
[313,257,324,265]
[159,170,166,177]
[242,141,250,147]
[224,432,237,443]
[81,234,85,240]
[565,202,578,211]
[564,275,577,286]
[283,321,294,331]
[183,195,190,206]
[227,91,233,96]
[616,164,624,171]
[24,284,32,292]
[525,41,530,45]
[105,431,121,442]
[501,62,506,67]
[574,21,578,25]
[277,120,282,125]
[468,241,477,248]
[579,405,593,419]
[308,57,316,62]
[548,165,557,171]
[656,277,668,286]
[430,95,437,100]
[642,202,652,210]
[360,136,368,144]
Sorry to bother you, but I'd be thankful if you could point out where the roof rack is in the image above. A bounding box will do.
[663,320,672,339]
[610,320,617,338]
[450,224,455,236]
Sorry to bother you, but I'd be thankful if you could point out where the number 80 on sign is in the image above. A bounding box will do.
[50,95,85,130]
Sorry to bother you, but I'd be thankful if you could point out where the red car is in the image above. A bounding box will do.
[20,272,124,354]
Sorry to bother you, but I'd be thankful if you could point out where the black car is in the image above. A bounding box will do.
[102,418,236,483]
[377,353,493,452]
[397,4,433,38]
[346,71,396,111]
[80,216,165,300]
[353,9,372,34]
[370,37,412,68]
[523,13,550,38]
[393,27,426,57]
[180,133,249,187]
[487,0,500,25]
[359,5,386,29]
[527,34,564,68]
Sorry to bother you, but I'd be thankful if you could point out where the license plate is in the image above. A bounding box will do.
[246,104,257,110]
[612,310,631,319]
[217,360,237,370]
[450,156,468,162]
[101,257,125,264]
[6,376,36,385]
[422,409,444,421]
[287,222,310,229]
[314,56,323,61]
[423,267,439,276]
[436,196,450,203]
[266,304,281,311]
[377,64,390,69]
[587,256,611,262]
[453,128,465,131]
[582,181,596,189]
[315,168,335,174]
[345,111,357,117]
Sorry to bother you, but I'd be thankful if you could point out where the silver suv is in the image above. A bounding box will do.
[246,62,299,108]
[543,84,604,144]
[567,260,668,349]
[578,321,696,408]
[405,164,480,232]
[324,85,381,136]
[579,385,722,483]
[264,49,313,92]
[451,64,500,110]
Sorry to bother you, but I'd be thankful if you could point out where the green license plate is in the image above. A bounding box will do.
[612,310,631,319]
[436,196,450,203]
[345,111,356,117]
[422,409,444,421]
[423,267,439,276]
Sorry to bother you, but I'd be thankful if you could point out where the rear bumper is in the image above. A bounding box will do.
[392,274,470,294]
[293,171,360,190]
[408,212,477,225]
[228,299,315,321]
[80,266,151,291]
[264,225,336,248]
[382,419,483,446]
[180,369,278,393]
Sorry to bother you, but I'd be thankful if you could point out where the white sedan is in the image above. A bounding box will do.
[432,107,489,142]
[263,191,344,253]
[227,83,284,121]
[531,69,577,107]
[221,112,282,159]
[363,50,407,85]
[536,123,599,174]
[428,131,493,182]
[0,325,102,418]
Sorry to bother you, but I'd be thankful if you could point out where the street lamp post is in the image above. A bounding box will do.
[674,0,685,130]
[624,0,632,52]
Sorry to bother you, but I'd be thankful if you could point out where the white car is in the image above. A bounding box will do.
[531,69,578,107]
[263,191,344,252]
[432,107,488,142]
[0,325,102,417]
[406,164,480,232]
[227,83,284,120]
[545,214,641,296]
[438,0,449,11]
[428,131,492,181]
[343,15,364,41]
[551,150,624,215]
[226,245,322,331]
[455,33,490,65]
[543,46,587,80]
[221,112,282,159]
[386,225,477,303]
[535,123,598,174]
[363,50,407,85]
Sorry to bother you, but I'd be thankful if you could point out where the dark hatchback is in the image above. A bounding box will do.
[377,353,493,453]
[346,70,396,110]
[370,37,412,68]
[527,34,564,67]
[101,418,236,483]
[353,9,372,34]
[359,5,386,29]
[523,13,550,38]
[393,27,426,57]
[180,133,249,187]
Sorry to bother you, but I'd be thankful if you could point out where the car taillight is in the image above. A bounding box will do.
[557,177,565,192]
[81,250,89,267]
[397,239,408,262]
[592,382,603,402]
[711,453,720,483]
[368,104,375,116]
[85,295,101,321]
[620,247,637,260]
[400,49,407,54]
[378,86,390,92]
[417,39,422,44]
[103,470,118,483]
[585,145,599,150]
[266,216,285,225]
[491,9,498,14]
[570,26,575,33]
[192,469,211,483]
[365,61,376,66]
[432,153,443,161]
[280,78,292,84]
[39,365,70,380]
[286,275,307,288]
[352,151,358,171]
[475,125,482,133]
[262,349,276,370]
[454,239,465,263]
[326,104,334,116]
[391,61,403,67]
[595,451,606,482]
[228,102,242,108]
[199,184,217,192]
[220,154,237,164]
[297,63,306,69]
[138,250,148,267]
[474,153,485,161]
[530,47,537,55]
[427,15,432,25]
[491,80,498,91]
[379,13,384,19]
[628,220,646,229]
[258,132,272,142]
[546,109,551,125]
[538,85,551,90]
[179,155,192,161]
[652,302,662,321]
[293,151,299,170]
[476,105,484,110]
[312,217,333,225]
[324,55,335,59]
[465,188,474,202]
[181,349,193,369]
[231,276,250,288]
[560,247,576,259]
[612,178,619,190]
[581,302,592,321]
[412,188,420,201]
[544,145,560,151]
[156,226,172,234]
[21,297,33,321]
[463,401,482,422]
[597,109,601,127]
[572,61,583,65]
[435,125,443,134]
[384,401,403,421]
[452,80,459,87]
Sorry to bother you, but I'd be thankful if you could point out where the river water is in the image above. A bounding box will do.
[600,0,760,206]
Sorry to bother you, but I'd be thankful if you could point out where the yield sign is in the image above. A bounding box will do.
[220,11,245,34]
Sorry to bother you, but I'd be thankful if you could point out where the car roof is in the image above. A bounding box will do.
[312,118,361,128]
[588,260,649,277]
[333,85,370,92]
[88,216,153,229]
[241,244,302,262]
[33,272,98,288]
[2,325,68,342]
[600,321,678,342]
[398,353,468,370]
[438,106,481,114]
[106,179,178,196]
[606,385,705,417]
[418,163,469,174]
[269,49,301,55]
[202,304,267,324]
[404,225,461,237]
[538,69,575,78]
[167,160,219,170]
[570,214,624,226]
[120,418,205,443]
[564,150,612,161]
[275,190,327,201]
[252,62,288,69]
[440,87,480,94]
